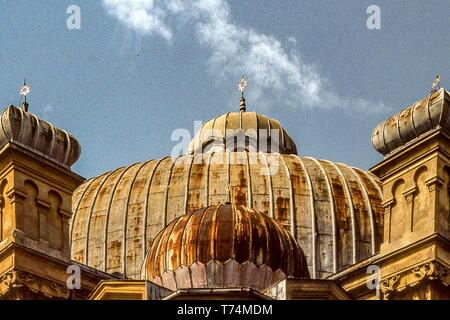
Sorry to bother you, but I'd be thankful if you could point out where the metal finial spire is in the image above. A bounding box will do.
[431,74,441,93]
[19,79,31,112]
[237,76,248,112]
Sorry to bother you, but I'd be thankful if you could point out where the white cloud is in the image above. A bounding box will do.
[102,0,387,113]
[103,0,173,40]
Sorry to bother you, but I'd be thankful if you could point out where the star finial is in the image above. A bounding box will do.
[431,75,440,93]
[237,76,248,112]
[238,76,248,95]
[19,79,31,112]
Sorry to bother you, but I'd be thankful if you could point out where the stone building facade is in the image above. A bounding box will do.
[0,88,448,300]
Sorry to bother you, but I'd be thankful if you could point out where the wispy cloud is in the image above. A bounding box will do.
[287,36,297,45]
[43,103,53,117]
[103,0,173,40]
[103,0,387,113]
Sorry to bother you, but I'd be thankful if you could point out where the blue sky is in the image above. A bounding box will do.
[0,0,449,178]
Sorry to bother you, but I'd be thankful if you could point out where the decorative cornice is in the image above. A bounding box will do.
[59,209,72,219]
[0,270,70,299]
[425,176,444,192]
[5,187,26,204]
[380,261,449,299]
[402,186,417,203]
[36,199,50,209]
[381,198,395,209]
[37,200,50,217]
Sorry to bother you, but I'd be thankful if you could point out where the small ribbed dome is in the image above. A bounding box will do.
[143,204,309,291]
[0,105,81,168]
[372,88,450,157]
[188,111,297,155]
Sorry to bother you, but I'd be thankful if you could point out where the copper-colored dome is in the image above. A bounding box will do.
[188,111,298,155]
[143,204,309,291]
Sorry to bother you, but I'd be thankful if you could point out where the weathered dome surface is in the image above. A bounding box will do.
[0,105,81,168]
[143,204,309,291]
[70,152,383,280]
[372,88,450,157]
[188,111,298,155]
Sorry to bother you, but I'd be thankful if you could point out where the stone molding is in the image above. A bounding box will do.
[402,186,417,203]
[380,261,449,299]
[0,269,70,299]
[425,176,444,192]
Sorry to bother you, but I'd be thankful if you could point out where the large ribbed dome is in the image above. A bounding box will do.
[144,204,309,291]
[70,152,383,280]
[188,111,298,155]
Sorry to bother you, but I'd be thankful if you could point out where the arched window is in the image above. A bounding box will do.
[23,180,39,241]
[412,167,429,232]
[0,179,8,241]
[48,191,63,249]
[390,179,406,242]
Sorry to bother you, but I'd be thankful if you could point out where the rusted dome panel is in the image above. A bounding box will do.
[185,154,210,212]
[372,89,450,157]
[336,163,375,262]
[145,157,174,246]
[165,156,193,226]
[248,153,272,216]
[317,160,353,273]
[87,167,128,271]
[188,111,298,155]
[124,160,162,276]
[144,204,309,291]
[267,154,291,225]
[70,152,383,280]
[207,152,229,205]
[71,172,110,263]
[104,163,143,275]
[0,105,81,168]
[301,157,335,278]
[282,155,313,269]
[229,152,251,207]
